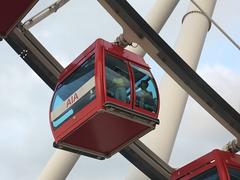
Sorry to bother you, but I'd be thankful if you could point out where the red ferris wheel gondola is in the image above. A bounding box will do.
[49,39,160,159]
[171,149,240,180]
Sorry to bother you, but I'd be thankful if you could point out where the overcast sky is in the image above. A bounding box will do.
[0,0,239,179]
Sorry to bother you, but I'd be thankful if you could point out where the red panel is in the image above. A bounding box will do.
[63,111,151,157]
[102,40,149,68]
[52,99,100,142]
[95,41,105,105]
[171,149,240,180]
[50,41,101,142]
[0,0,38,38]
[58,39,150,84]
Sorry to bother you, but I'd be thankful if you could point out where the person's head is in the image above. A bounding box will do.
[115,68,122,76]
[140,80,148,90]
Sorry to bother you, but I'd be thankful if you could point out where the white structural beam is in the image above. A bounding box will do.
[38,150,79,180]
[142,0,217,162]
[127,0,217,179]
[23,0,71,29]
[126,0,180,56]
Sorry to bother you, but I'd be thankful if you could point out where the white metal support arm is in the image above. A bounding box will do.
[23,0,71,29]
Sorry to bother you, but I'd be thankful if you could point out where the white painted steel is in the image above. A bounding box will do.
[127,0,217,179]
[191,0,240,50]
[127,0,180,56]
[39,0,180,179]
[128,0,216,180]
[38,150,79,180]
[152,0,216,162]
[23,0,71,29]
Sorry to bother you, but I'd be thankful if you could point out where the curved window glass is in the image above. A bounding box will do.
[192,167,219,180]
[50,55,95,128]
[228,167,240,180]
[132,65,158,113]
[105,53,130,103]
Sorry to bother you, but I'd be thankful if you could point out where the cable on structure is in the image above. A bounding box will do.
[190,0,240,50]
[182,10,212,31]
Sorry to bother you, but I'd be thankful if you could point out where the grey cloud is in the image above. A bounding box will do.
[0,43,54,179]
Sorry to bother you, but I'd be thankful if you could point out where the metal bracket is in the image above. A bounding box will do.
[23,0,71,29]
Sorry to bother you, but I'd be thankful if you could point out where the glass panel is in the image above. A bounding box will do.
[50,55,95,128]
[132,65,158,113]
[105,53,130,103]
[228,167,240,180]
[191,167,219,180]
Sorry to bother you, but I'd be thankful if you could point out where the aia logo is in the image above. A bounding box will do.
[66,93,79,108]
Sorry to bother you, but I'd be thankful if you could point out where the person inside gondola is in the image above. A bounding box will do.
[137,80,154,111]
[112,68,128,102]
